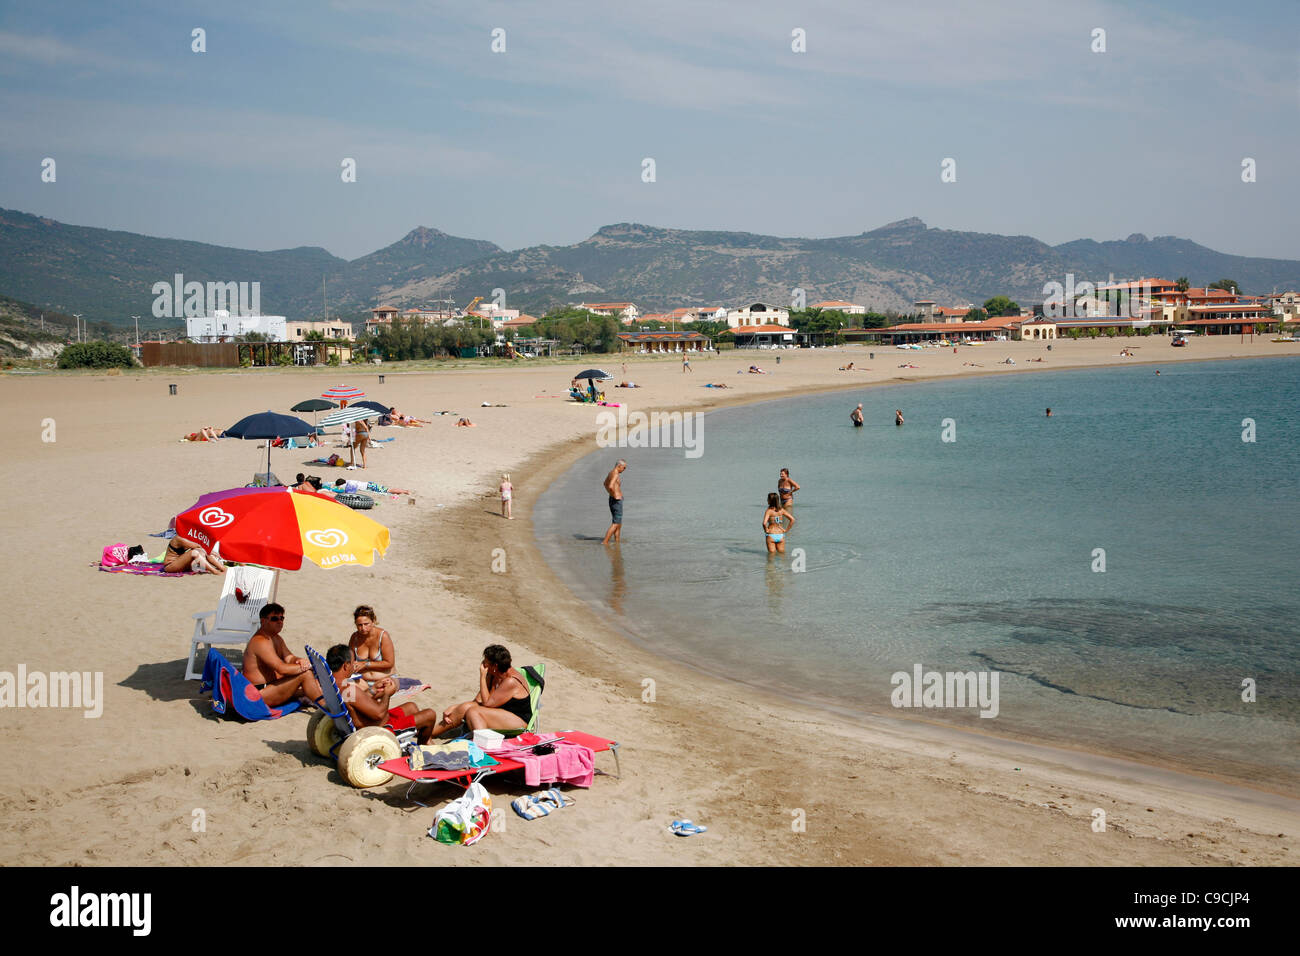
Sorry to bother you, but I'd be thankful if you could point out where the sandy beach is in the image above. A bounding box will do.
[2,336,1297,866]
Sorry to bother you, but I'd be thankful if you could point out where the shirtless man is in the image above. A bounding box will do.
[325,644,439,744]
[851,403,864,427]
[242,604,323,708]
[601,459,627,545]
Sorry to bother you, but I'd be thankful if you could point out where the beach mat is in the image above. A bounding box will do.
[98,562,196,577]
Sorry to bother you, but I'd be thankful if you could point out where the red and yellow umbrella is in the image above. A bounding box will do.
[174,487,389,570]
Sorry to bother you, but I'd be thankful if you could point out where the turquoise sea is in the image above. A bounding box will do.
[534,358,1300,791]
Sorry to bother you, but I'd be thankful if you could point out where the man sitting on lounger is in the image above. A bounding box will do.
[325,644,439,744]
[242,604,323,708]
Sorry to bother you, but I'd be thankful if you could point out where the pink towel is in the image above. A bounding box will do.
[508,742,596,788]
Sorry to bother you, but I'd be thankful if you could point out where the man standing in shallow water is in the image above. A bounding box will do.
[602,459,627,545]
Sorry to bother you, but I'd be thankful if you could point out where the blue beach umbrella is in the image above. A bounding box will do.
[225,410,317,477]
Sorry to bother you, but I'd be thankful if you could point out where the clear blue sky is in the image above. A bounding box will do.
[1,0,1296,261]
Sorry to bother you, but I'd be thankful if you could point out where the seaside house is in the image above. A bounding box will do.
[285,319,354,341]
[912,301,974,322]
[617,330,712,353]
[186,310,287,343]
[875,316,1020,342]
[810,300,867,316]
[578,302,640,323]
[1018,319,1058,341]
[730,323,800,348]
[726,303,790,328]
[663,306,726,325]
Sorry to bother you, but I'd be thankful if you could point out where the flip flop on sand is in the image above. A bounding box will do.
[670,819,707,837]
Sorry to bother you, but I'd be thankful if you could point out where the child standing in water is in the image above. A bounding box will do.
[499,473,513,519]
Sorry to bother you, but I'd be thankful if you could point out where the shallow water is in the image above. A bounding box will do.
[535,358,1300,790]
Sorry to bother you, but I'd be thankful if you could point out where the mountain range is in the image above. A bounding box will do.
[2,207,1297,327]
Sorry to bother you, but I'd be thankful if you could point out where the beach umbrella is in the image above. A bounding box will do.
[575,368,612,381]
[353,400,391,414]
[291,398,338,429]
[173,486,390,571]
[224,410,317,478]
[318,405,378,428]
[322,384,366,402]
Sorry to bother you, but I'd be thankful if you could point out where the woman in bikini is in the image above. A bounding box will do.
[428,644,532,737]
[351,416,371,469]
[162,535,226,574]
[347,605,395,682]
[762,492,795,555]
[777,468,800,508]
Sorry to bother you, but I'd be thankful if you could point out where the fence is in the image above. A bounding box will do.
[140,342,239,368]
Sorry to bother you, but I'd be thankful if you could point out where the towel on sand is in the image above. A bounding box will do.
[97,561,195,577]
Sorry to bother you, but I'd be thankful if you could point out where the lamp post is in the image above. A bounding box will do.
[132,315,141,347]
[73,313,83,343]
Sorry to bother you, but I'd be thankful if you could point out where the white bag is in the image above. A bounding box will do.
[430,782,492,845]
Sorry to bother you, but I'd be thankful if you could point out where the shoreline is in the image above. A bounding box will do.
[444,354,1300,804]
[3,338,1297,866]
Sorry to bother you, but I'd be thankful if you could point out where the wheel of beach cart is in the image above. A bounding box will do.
[307,712,342,757]
[335,492,374,510]
[337,727,401,788]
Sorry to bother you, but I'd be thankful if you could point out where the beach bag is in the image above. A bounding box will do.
[100,542,129,567]
[430,782,492,846]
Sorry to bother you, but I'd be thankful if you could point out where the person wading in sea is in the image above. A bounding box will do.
[851,404,864,427]
[602,459,627,545]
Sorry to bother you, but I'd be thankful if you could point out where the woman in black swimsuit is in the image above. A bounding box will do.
[429,644,532,737]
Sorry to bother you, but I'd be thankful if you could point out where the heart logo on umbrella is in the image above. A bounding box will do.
[198,507,235,528]
[306,528,349,548]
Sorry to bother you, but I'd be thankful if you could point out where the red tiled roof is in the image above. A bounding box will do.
[883,318,1017,332]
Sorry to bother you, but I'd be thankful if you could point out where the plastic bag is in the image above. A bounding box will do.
[430,782,492,846]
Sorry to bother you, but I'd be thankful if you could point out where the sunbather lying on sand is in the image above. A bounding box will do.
[183,427,224,442]
[388,408,428,426]
[293,473,333,495]
[163,535,226,574]
[333,477,412,495]
[455,418,476,427]
[325,644,439,744]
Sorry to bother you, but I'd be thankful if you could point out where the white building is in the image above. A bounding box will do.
[726,302,790,328]
[186,310,287,342]
[810,300,867,315]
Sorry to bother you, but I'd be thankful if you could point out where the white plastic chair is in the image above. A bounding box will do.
[186,566,279,679]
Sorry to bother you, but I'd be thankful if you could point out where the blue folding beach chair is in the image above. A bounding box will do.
[303,645,418,789]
